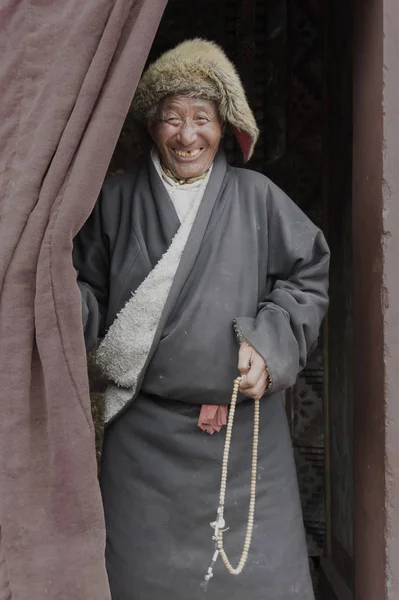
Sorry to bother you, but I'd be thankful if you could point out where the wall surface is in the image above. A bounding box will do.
[381,0,399,598]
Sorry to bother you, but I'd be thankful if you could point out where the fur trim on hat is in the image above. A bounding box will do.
[131,39,259,162]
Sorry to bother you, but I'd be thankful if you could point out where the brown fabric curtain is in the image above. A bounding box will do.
[0,2,167,598]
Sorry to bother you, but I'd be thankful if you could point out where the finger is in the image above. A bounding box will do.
[238,342,252,376]
[241,354,266,388]
[240,375,267,398]
[240,364,268,393]
[241,376,268,401]
[252,377,268,400]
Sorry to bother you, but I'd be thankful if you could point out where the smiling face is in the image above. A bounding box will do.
[149,95,222,180]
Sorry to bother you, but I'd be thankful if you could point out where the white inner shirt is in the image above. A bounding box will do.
[151,148,212,223]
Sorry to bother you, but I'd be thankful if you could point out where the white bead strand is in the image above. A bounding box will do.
[202,376,260,587]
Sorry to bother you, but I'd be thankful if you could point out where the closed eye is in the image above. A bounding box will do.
[166,117,182,125]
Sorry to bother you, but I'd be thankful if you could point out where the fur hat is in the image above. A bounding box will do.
[131,39,259,162]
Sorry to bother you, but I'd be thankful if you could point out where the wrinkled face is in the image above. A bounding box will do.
[149,95,222,180]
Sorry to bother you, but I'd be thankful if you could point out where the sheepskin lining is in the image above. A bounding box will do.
[95,174,208,423]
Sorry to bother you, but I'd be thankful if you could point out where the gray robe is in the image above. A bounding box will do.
[73,151,329,600]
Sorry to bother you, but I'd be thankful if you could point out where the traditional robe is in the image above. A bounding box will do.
[73,150,329,600]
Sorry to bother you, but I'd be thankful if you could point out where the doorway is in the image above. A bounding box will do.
[98,0,355,597]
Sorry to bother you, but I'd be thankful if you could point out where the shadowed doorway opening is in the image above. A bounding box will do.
[89,1,354,598]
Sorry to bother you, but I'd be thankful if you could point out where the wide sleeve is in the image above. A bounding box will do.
[234,183,330,394]
[73,191,110,351]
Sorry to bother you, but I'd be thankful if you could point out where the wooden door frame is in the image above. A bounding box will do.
[322,0,399,598]
[351,0,399,598]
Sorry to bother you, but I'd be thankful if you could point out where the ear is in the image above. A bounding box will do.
[233,128,252,163]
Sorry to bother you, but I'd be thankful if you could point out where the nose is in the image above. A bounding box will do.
[176,119,197,146]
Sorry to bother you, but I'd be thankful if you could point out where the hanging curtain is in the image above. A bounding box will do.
[0,1,167,598]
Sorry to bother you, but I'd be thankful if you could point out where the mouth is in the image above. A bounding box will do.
[172,148,204,159]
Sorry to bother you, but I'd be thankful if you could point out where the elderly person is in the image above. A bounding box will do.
[73,39,329,600]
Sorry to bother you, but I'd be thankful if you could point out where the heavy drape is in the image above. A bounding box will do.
[0,1,167,598]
